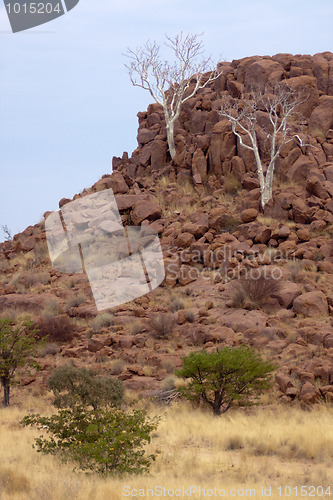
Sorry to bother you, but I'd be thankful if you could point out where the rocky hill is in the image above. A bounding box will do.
[1,52,333,406]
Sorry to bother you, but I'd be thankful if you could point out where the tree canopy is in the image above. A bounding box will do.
[0,318,41,406]
[176,346,276,415]
[48,364,124,411]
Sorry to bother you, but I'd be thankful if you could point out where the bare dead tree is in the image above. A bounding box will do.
[220,84,309,210]
[125,33,222,160]
[1,225,12,241]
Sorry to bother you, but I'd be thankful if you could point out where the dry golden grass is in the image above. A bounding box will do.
[0,390,333,500]
[153,175,212,217]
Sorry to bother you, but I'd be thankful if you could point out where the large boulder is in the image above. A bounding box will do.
[273,282,302,309]
[244,58,284,91]
[137,127,159,145]
[191,148,207,182]
[300,381,320,403]
[280,75,319,117]
[240,208,258,223]
[306,176,330,200]
[222,309,267,333]
[115,194,141,211]
[288,156,317,184]
[151,139,168,169]
[131,200,162,225]
[309,96,333,137]
[275,373,294,392]
[94,172,129,194]
[313,52,333,95]
[291,197,313,223]
[293,291,329,317]
[324,164,333,183]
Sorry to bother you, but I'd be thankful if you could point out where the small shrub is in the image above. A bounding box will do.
[184,309,195,323]
[161,358,175,373]
[229,273,281,310]
[215,215,240,234]
[32,241,50,266]
[9,272,22,288]
[48,364,124,410]
[65,293,87,311]
[42,298,61,318]
[109,359,126,375]
[312,251,325,262]
[223,172,242,194]
[149,313,176,339]
[39,343,59,357]
[0,259,9,272]
[286,261,303,282]
[24,271,50,286]
[36,315,74,343]
[169,297,185,312]
[224,435,244,450]
[0,467,31,495]
[91,313,115,333]
[66,277,76,289]
[161,375,177,392]
[143,365,154,377]
[130,320,144,335]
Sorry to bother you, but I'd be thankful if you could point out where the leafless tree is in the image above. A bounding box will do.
[1,225,12,241]
[220,84,308,210]
[125,33,221,160]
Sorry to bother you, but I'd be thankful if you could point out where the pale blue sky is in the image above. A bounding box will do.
[0,0,332,239]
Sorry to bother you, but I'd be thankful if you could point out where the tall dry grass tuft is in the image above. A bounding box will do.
[229,273,281,310]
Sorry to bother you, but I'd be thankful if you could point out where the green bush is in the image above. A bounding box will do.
[22,406,159,476]
[48,365,124,411]
[176,346,276,415]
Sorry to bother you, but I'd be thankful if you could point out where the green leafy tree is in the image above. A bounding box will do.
[176,346,276,415]
[48,364,124,411]
[0,319,41,406]
[22,406,159,475]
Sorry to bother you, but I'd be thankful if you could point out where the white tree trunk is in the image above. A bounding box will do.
[166,119,176,160]
[260,161,275,210]
[261,182,272,210]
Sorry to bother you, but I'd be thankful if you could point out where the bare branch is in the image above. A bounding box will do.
[124,32,222,159]
[219,84,308,210]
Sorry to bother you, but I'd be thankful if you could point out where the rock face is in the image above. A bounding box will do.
[112,52,333,186]
[1,52,333,408]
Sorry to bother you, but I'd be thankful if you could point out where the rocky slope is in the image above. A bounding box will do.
[1,52,333,405]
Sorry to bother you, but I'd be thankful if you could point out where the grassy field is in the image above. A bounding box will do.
[0,390,332,499]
